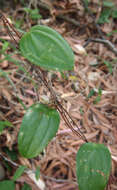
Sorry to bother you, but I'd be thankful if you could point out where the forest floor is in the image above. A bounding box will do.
[0,0,117,189]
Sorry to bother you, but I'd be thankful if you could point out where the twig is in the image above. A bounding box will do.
[0,152,18,167]
[0,152,77,188]
[84,38,117,56]
[41,173,77,185]
[0,12,21,48]
[36,67,88,142]
[80,0,104,39]
[0,12,88,142]
[38,1,81,27]
[57,15,80,27]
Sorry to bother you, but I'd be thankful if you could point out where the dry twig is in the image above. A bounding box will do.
[38,1,81,27]
[80,0,104,39]
[84,38,117,56]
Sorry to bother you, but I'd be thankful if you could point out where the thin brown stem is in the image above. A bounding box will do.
[0,12,21,47]
[37,67,88,142]
[0,13,88,142]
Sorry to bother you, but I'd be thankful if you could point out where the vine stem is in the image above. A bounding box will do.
[0,12,21,48]
[37,68,88,142]
[0,12,88,143]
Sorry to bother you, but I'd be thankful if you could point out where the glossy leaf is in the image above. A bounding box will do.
[20,25,74,71]
[18,103,60,158]
[76,142,111,190]
[0,180,15,190]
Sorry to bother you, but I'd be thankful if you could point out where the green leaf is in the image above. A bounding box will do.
[87,89,95,98]
[0,69,15,88]
[15,19,23,29]
[98,9,111,24]
[3,161,12,172]
[3,147,18,161]
[107,29,117,36]
[13,165,27,181]
[83,0,89,11]
[112,9,117,18]
[0,180,15,190]
[20,25,74,71]
[35,166,40,180]
[93,95,101,104]
[79,107,84,115]
[23,8,41,20]
[104,61,113,74]
[21,183,32,190]
[23,7,31,13]
[18,103,60,158]
[93,88,102,104]
[76,142,111,190]
[30,9,42,20]
[103,1,114,8]
[0,120,13,134]
[98,88,102,96]
[1,41,9,53]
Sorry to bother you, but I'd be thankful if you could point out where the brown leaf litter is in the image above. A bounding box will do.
[0,0,117,189]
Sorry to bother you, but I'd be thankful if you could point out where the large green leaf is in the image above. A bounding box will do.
[76,142,111,190]
[19,25,74,71]
[18,103,60,158]
[0,180,15,190]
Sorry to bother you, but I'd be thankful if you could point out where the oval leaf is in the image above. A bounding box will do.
[0,180,15,190]
[18,103,60,158]
[20,25,74,71]
[13,165,27,181]
[76,142,111,190]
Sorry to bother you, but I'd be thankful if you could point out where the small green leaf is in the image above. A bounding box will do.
[98,88,102,96]
[104,61,113,74]
[112,9,117,18]
[98,9,111,24]
[23,7,31,13]
[30,9,42,20]
[1,41,9,53]
[93,96,101,104]
[83,0,89,11]
[3,147,18,161]
[23,8,42,20]
[93,88,102,104]
[35,166,40,180]
[3,161,12,172]
[0,180,15,190]
[79,107,84,115]
[18,103,60,158]
[13,165,27,181]
[76,142,111,190]
[21,183,32,190]
[107,29,117,36]
[103,1,114,8]
[87,89,95,98]
[0,120,13,134]
[15,20,23,29]
[0,69,15,88]
[20,25,74,71]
